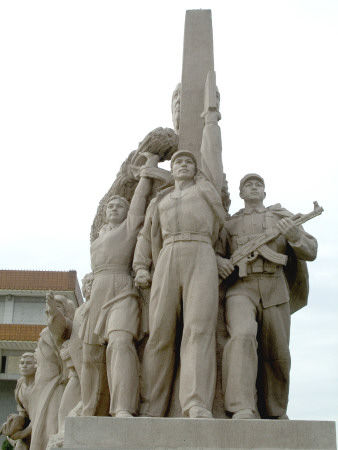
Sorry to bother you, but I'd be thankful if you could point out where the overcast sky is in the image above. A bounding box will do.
[0,0,337,425]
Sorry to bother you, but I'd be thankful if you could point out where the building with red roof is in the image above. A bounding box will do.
[0,270,83,441]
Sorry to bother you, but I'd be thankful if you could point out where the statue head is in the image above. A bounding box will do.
[170,150,197,180]
[105,195,129,225]
[81,272,94,302]
[171,83,181,133]
[171,83,220,133]
[239,173,266,203]
[46,294,75,321]
[19,352,36,377]
[170,150,197,181]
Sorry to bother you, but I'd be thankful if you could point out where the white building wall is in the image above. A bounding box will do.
[12,297,46,325]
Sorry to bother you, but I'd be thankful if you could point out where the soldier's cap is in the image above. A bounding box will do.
[170,150,197,168]
[239,173,265,191]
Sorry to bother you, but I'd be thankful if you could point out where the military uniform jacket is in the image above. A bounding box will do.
[220,204,317,313]
[133,177,226,273]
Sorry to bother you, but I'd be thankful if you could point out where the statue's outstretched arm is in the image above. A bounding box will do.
[200,71,223,194]
[128,154,160,218]
[133,199,155,278]
[46,291,70,343]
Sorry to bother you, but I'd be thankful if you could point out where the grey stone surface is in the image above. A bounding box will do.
[61,417,337,450]
[178,10,214,166]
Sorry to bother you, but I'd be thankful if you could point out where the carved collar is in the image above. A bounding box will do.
[243,205,266,214]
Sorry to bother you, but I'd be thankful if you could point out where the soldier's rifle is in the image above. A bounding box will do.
[231,201,323,277]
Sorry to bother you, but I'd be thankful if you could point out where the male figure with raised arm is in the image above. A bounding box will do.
[217,173,318,420]
[133,89,225,418]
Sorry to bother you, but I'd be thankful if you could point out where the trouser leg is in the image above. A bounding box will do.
[140,249,180,417]
[58,369,81,429]
[179,245,218,415]
[106,330,139,415]
[223,295,259,415]
[259,302,291,417]
[81,343,109,416]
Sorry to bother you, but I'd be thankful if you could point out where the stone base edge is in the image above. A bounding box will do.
[60,417,337,450]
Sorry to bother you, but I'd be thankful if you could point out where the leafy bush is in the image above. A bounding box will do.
[2,439,14,450]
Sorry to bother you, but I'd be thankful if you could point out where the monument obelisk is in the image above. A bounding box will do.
[178,10,214,166]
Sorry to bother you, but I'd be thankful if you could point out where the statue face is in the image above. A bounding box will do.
[45,297,67,320]
[55,300,67,314]
[106,198,128,224]
[171,155,196,181]
[171,84,181,132]
[45,299,65,317]
[240,178,265,203]
[19,356,36,377]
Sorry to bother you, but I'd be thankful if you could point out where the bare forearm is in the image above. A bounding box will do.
[129,176,152,217]
[133,227,152,272]
[18,422,32,439]
[10,422,32,441]
[133,201,154,272]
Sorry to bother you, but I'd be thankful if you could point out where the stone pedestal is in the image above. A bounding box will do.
[59,417,336,450]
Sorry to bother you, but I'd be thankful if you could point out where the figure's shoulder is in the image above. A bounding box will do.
[15,376,25,391]
[229,205,292,218]
[231,208,244,218]
[156,186,174,198]
[144,188,173,218]
[226,209,247,226]
[149,187,173,207]
[267,203,293,217]
[223,210,243,234]
[195,173,217,191]
[98,224,109,237]
[143,197,157,218]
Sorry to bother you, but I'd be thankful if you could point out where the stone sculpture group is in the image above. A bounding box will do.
[1,10,322,450]
[1,77,320,450]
